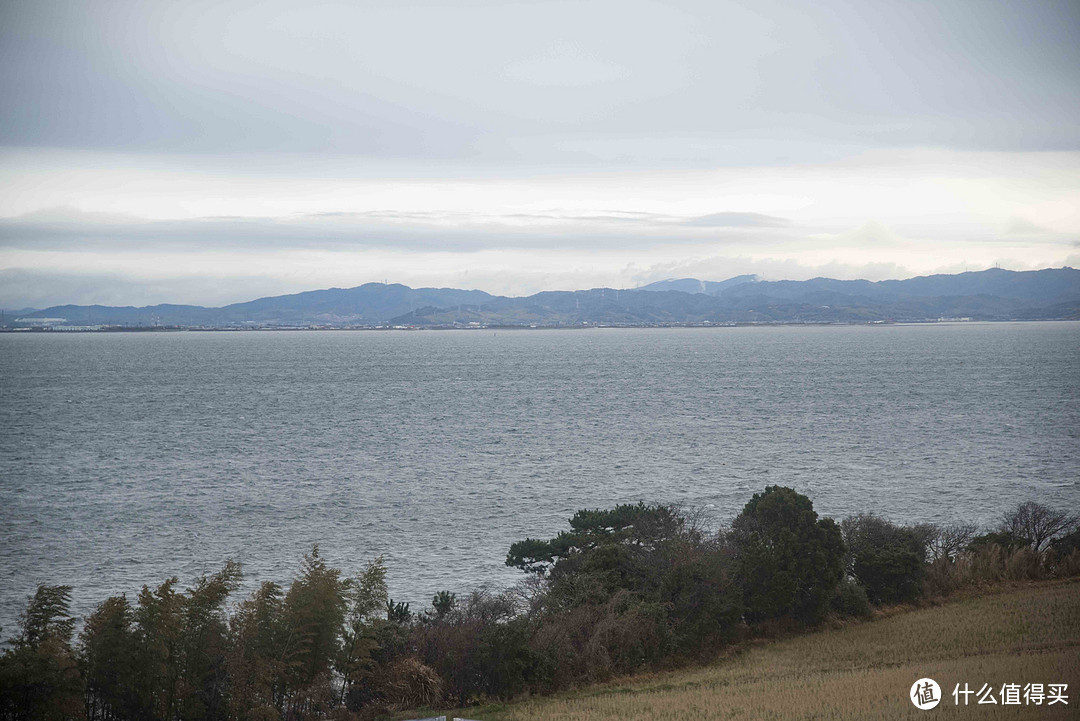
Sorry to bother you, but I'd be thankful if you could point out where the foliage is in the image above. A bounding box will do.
[4,494,1079,720]
[487,581,1080,721]
[81,595,138,720]
[0,585,82,721]
[506,502,684,575]
[507,501,742,683]
[430,591,457,620]
[967,530,1027,553]
[830,578,873,619]
[226,581,289,718]
[413,589,536,705]
[337,557,389,709]
[729,486,845,623]
[841,514,927,605]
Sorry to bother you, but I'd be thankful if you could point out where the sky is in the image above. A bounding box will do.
[1,0,1078,308]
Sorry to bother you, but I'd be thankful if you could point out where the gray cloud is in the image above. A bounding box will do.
[630,256,945,287]
[2,1,1077,308]
[2,0,1077,165]
[684,212,790,228]
[0,268,297,309]
[0,208,801,253]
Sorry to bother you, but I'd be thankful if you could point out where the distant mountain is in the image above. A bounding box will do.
[394,267,1080,326]
[13,283,502,327]
[212,283,499,325]
[719,267,1080,304]
[637,275,758,296]
[2,307,40,318]
[395,288,730,327]
[9,268,1080,328]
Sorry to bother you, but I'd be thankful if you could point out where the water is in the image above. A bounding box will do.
[2,323,1078,633]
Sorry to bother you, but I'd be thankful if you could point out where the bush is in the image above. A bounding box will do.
[587,593,672,674]
[924,556,965,597]
[657,538,743,653]
[1049,528,1080,558]
[1054,549,1080,578]
[841,514,927,605]
[968,530,1027,554]
[830,578,873,619]
[730,486,845,624]
[413,589,541,705]
[1004,546,1045,580]
[379,657,443,711]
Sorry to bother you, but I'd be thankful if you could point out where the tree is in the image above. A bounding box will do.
[176,561,242,720]
[80,595,138,720]
[430,591,457,621]
[967,530,1027,553]
[337,557,389,705]
[926,522,978,562]
[730,486,845,623]
[506,503,684,576]
[0,585,82,721]
[226,581,289,718]
[505,502,741,686]
[1001,501,1079,552]
[130,577,185,720]
[841,514,927,605]
[280,546,347,713]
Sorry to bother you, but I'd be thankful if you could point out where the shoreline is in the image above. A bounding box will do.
[3,318,1076,333]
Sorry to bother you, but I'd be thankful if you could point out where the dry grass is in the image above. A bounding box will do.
[441,579,1080,720]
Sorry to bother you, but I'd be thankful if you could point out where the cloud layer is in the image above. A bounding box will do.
[0,1,1078,307]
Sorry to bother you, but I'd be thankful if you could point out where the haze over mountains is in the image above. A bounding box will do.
[9,267,1080,328]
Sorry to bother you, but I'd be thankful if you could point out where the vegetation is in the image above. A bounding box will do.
[840,514,929,605]
[1,494,1077,720]
[730,486,844,623]
[471,579,1080,720]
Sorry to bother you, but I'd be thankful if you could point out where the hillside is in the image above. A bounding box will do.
[393,267,1080,325]
[10,267,1080,328]
[418,580,1080,720]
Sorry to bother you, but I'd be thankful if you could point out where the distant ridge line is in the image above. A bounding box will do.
[7,267,1079,328]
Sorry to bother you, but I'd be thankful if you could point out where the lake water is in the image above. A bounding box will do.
[2,323,1078,632]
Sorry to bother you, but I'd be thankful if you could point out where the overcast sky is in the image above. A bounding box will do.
[1,0,1078,308]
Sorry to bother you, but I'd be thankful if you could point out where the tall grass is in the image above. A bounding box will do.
[924,545,1080,597]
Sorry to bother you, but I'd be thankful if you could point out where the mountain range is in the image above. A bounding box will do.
[8,267,1080,328]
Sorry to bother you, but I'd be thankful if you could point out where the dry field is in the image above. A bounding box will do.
[433,580,1080,720]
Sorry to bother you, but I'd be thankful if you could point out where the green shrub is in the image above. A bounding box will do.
[830,578,873,619]
[730,486,845,624]
[841,514,926,605]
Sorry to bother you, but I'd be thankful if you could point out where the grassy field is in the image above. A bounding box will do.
[419,579,1080,720]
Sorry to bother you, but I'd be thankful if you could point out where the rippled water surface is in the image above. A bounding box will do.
[2,323,1078,630]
